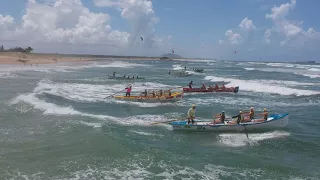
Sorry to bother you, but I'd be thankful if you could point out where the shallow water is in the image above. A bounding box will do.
[0,60,319,179]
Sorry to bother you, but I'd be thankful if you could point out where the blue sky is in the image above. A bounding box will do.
[0,0,320,61]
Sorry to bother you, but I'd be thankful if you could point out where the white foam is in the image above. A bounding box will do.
[80,121,103,128]
[0,72,17,78]
[244,68,255,71]
[308,68,320,72]
[130,130,163,137]
[11,93,114,120]
[33,80,174,105]
[205,76,320,96]
[218,130,290,147]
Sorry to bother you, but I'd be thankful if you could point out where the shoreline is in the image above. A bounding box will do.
[0,52,175,65]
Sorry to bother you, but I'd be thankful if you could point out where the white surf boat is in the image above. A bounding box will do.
[169,113,289,132]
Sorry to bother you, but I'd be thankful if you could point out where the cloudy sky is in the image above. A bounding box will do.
[0,0,319,61]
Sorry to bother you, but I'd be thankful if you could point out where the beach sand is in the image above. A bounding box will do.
[0,52,162,65]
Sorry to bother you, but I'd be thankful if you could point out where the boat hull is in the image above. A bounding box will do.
[114,92,183,103]
[169,113,289,132]
[183,86,239,93]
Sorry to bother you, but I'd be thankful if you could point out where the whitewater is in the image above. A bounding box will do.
[0,59,319,179]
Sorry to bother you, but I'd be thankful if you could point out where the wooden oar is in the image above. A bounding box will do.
[104,89,125,99]
[150,116,187,125]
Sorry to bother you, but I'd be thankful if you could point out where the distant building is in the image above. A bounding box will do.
[0,45,4,51]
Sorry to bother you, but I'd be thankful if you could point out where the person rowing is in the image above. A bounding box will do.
[125,86,132,97]
[187,104,196,124]
[221,84,226,91]
[201,84,206,90]
[159,90,163,96]
[188,81,193,88]
[230,111,244,124]
[243,107,255,122]
[255,108,268,122]
[212,111,226,124]
[214,84,218,90]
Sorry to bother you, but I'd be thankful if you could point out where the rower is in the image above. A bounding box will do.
[256,108,268,122]
[113,71,116,77]
[222,84,226,91]
[187,104,196,124]
[159,90,163,96]
[168,90,172,97]
[231,111,244,124]
[213,111,226,124]
[214,84,218,90]
[123,75,126,78]
[125,86,132,97]
[248,107,255,120]
[143,89,147,97]
[152,91,156,98]
[201,84,206,90]
[188,81,193,88]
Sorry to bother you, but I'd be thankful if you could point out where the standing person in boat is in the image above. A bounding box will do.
[143,89,147,97]
[256,108,268,122]
[188,81,193,88]
[212,111,226,124]
[187,104,196,124]
[230,111,244,124]
[125,86,132,97]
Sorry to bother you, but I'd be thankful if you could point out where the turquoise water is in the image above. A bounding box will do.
[0,60,319,179]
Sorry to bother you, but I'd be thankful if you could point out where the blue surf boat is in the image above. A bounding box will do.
[169,113,289,132]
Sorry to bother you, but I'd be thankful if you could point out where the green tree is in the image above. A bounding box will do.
[25,46,34,53]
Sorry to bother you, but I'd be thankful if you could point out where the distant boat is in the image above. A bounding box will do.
[107,75,145,80]
[168,70,192,77]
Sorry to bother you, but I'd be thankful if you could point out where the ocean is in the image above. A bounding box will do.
[0,59,319,179]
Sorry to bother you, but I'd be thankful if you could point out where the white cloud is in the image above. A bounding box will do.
[218,40,224,44]
[239,17,256,31]
[0,0,170,56]
[265,0,320,46]
[265,0,296,20]
[93,0,158,47]
[225,30,243,44]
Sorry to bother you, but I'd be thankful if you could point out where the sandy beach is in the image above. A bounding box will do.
[0,52,163,65]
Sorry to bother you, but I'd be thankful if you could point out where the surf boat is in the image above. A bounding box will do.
[107,76,145,80]
[183,86,239,93]
[114,91,184,103]
[188,68,204,73]
[168,70,192,77]
[169,113,289,132]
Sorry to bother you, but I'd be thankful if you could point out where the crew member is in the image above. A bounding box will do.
[125,86,132,97]
[232,111,244,124]
[188,81,193,88]
[213,111,226,124]
[187,104,196,124]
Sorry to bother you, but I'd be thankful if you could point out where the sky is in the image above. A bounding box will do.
[0,0,320,61]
